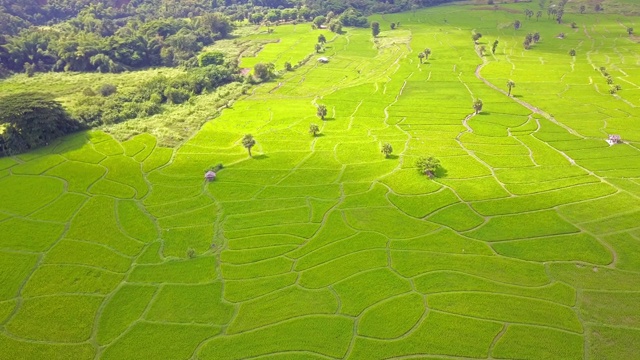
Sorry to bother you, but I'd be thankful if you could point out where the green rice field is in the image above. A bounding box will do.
[1,1,640,359]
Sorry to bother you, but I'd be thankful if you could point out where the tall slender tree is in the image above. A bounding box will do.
[507,80,516,97]
[242,134,256,157]
[371,22,380,37]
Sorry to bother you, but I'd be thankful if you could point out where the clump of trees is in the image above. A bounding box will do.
[74,63,237,126]
[416,156,440,178]
[253,62,275,82]
[1,11,234,75]
[0,92,82,155]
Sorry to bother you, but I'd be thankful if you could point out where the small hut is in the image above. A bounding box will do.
[205,171,216,182]
[607,134,622,146]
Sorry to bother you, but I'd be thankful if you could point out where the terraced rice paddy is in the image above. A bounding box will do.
[1,2,640,359]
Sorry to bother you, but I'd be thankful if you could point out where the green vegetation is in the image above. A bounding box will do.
[2,0,640,358]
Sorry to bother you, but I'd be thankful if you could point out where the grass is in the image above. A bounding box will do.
[2,1,640,358]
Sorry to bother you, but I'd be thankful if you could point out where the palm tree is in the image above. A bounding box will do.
[418,52,425,63]
[569,49,576,56]
[473,99,483,114]
[424,48,431,60]
[628,28,634,36]
[507,80,515,97]
[314,43,323,53]
[309,124,320,136]
[381,143,393,158]
[316,104,328,120]
[242,134,256,157]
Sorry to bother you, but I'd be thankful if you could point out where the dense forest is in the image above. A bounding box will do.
[0,0,459,76]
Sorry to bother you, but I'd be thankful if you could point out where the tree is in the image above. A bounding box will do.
[284,62,292,71]
[316,104,328,120]
[315,43,323,53]
[242,134,256,157]
[309,123,320,136]
[418,52,425,63]
[571,22,578,29]
[424,48,432,60]
[507,80,515,97]
[479,45,486,56]
[492,40,499,54]
[580,5,586,14]
[390,22,396,30]
[0,92,81,155]
[628,28,634,36]
[329,20,342,33]
[514,20,521,30]
[318,34,326,44]
[533,32,541,42]
[472,32,482,44]
[254,62,274,82]
[416,156,440,178]
[569,49,576,56]
[473,99,483,114]
[536,10,542,21]
[371,22,380,37]
[313,16,326,28]
[381,143,393,158]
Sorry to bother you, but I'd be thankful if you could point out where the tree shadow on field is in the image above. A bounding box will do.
[322,117,335,121]
[314,133,326,138]
[386,154,399,160]
[253,154,269,160]
[435,166,448,179]
[512,94,523,99]
[478,111,490,115]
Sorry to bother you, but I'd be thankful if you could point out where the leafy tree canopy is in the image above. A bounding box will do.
[0,92,82,155]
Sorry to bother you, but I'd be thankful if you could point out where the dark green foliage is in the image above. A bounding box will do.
[316,104,328,120]
[416,156,441,178]
[1,11,233,74]
[0,92,81,155]
[371,22,380,37]
[242,134,256,157]
[253,63,275,82]
[99,84,117,97]
[198,51,225,67]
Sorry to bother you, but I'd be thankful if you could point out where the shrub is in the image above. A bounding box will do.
[99,83,118,97]
[82,87,96,97]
